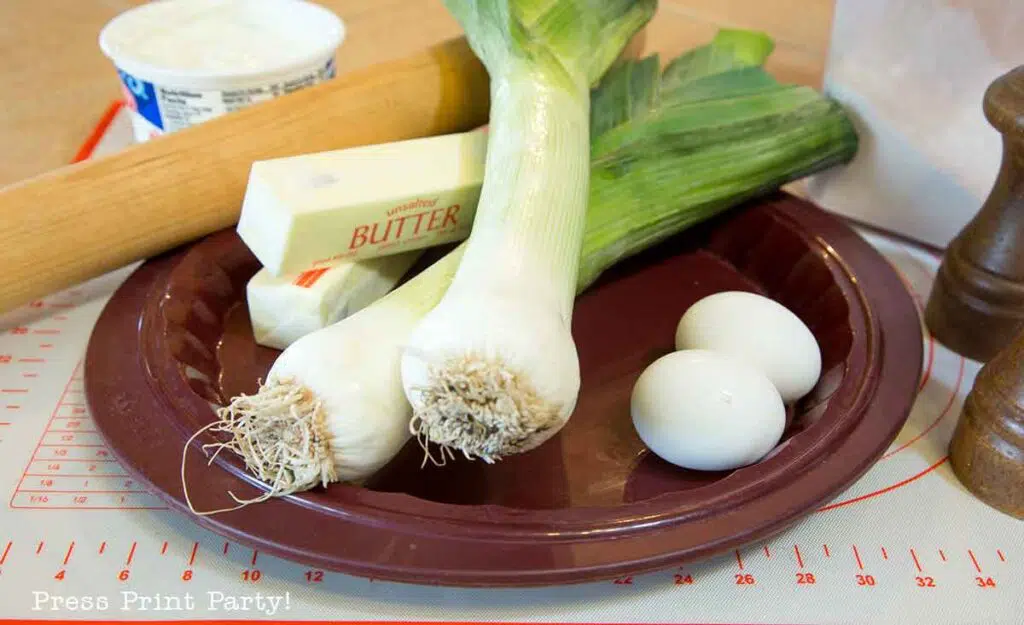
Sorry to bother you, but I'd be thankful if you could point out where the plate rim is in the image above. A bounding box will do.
[83,192,923,587]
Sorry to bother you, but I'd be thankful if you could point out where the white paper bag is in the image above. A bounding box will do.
[805,0,1023,249]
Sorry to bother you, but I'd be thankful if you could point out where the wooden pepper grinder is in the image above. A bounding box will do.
[924,65,1024,362]
[949,325,1024,519]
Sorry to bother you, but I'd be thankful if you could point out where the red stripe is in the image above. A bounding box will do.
[794,545,804,568]
[818,456,949,512]
[293,267,330,288]
[882,356,964,460]
[72,101,124,163]
[969,549,981,573]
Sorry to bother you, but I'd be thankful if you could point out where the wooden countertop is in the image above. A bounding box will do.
[0,0,834,188]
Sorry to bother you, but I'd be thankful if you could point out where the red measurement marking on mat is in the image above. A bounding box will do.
[293,267,330,288]
[5,406,18,410]
[14,505,163,511]
[188,542,199,566]
[0,422,10,426]
[22,373,37,378]
[911,549,922,572]
[882,547,889,560]
[969,550,981,573]
[12,362,162,511]
[36,542,44,555]
[0,541,11,565]
[824,544,831,558]
[32,329,60,335]
[126,542,137,566]
[882,357,964,461]
[998,550,1006,562]
[919,335,935,392]
[39,344,53,349]
[2,389,29,394]
[19,358,45,363]
[25,474,129,478]
[763,545,771,558]
[161,541,168,555]
[794,545,804,568]
[99,542,106,554]
[818,456,949,512]
[223,542,229,555]
[853,545,864,570]
[251,550,259,566]
[10,489,146,494]
[53,315,69,321]
[735,550,744,570]
[63,542,75,566]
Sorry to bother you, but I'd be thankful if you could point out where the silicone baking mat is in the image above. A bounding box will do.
[0,103,1019,624]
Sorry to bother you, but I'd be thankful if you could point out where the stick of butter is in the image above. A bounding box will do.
[247,250,422,350]
[237,128,488,276]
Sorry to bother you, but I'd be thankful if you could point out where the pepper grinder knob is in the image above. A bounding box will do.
[924,65,1024,362]
[949,326,1024,519]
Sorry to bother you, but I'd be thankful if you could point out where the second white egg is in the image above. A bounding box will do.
[674,291,822,403]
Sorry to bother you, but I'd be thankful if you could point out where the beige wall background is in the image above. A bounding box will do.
[0,0,834,187]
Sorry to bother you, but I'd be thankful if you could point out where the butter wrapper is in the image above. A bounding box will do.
[237,128,487,276]
[247,250,421,350]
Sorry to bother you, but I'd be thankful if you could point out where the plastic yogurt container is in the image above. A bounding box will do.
[99,0,345,142]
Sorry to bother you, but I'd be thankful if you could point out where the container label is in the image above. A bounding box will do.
[116,58,336,142]
[118,69,163,132]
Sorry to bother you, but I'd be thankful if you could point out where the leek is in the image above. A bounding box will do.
[193,28,858,508]
[399,0,657,463]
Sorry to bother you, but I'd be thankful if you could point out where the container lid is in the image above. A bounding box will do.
[99,0,345,89]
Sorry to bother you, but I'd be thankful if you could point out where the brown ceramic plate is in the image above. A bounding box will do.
[84,192,922,587]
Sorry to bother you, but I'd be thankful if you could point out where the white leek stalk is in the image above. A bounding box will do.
[400,0,657,463]
[193,28,859,507]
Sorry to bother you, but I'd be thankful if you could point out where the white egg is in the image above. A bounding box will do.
[630,349,786,472]
[674,291,821,403]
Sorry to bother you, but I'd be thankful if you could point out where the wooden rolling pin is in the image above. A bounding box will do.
[0,37,490,315]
